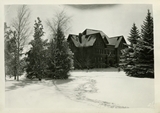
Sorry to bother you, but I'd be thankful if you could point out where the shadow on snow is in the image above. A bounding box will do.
[5,77,75,91]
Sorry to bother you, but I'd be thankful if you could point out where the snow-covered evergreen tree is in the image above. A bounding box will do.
[120,10,154,78]
[47,11,73,79]
[120,23,140,76]
[134,10,154,78]
[4,26,17,79]
[47,39,57,78]
[128,23,140,45]
[26,17,47,80]
[53,28,73,79]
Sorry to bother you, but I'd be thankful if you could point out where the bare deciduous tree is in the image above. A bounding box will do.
[12,5,31,81]
[46,10,71,38]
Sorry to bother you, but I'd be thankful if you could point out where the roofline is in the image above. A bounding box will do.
[109,35,124,38]
[67,34,78,40]
[82,28,103,34]
[84,28,102,32]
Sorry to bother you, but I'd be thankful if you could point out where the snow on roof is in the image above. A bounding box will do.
[70,35,81,47]
[68,29,125,48]
[82,29,110,39]
[108,36,123,48]
[70,34,97,47]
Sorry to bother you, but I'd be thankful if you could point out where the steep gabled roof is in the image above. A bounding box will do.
[68,34,79,47]
[82,29,102,35]
[82,29,109,44]
[68,29,126,48]
[108,35,125,48]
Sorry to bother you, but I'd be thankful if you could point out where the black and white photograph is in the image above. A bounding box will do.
[3,3,157,112]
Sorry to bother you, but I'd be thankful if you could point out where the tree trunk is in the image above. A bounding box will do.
[17,58,19,81]
[14,74,16,80]
[14,52,17,80]
[17,35,20,81]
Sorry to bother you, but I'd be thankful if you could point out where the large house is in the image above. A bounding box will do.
[67,29,127,69]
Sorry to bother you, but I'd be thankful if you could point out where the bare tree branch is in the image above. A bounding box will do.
[11,5,31,81]
[46,10,72,37]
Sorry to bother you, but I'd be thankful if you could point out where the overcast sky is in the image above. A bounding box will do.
[5,4,153,44]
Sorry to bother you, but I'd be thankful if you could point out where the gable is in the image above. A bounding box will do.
[82,29,109,44]
[119,37,127,48]
[93,34,106,48]
[108,36,126,48]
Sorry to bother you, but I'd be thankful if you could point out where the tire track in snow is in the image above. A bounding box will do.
[74,78,129,108]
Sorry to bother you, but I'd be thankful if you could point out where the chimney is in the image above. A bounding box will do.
[79,33,82,43]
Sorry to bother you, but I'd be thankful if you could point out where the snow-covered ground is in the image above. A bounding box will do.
[5,68,154,110]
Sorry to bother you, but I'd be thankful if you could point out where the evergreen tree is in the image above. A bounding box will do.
[49,27,73,79]
[47,11,73,79]
[120,10,154,78]
[120,23,140,76]
[26,17,47,80]
[47,39,56,78]
[128,23,140,45]
[4,26,17,79]
[134,10,154,78]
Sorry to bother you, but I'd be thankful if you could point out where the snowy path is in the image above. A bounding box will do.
[5,70,154,109]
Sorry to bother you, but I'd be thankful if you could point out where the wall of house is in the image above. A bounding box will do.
[92,34,107,68]
[105,45,116,67]
[75,47,93,69]
[68,39,79,68]
[116,38,127,65]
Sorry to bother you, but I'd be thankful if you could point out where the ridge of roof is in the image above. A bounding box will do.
[83,28,102,32]
[109,35,123,38]
[83,29,105,35]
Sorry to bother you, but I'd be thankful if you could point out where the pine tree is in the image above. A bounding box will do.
[47,11,73,79]
[134,10,154,78]
[119,23,140,76]
[128,23,140,45]
[4,26,17,79]
[47,39,57,78]
[49,27,73,79]
[26,17,47,80]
